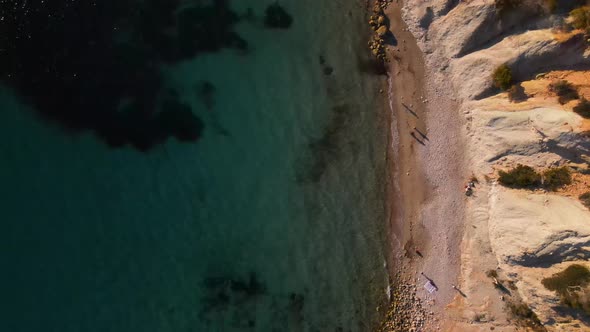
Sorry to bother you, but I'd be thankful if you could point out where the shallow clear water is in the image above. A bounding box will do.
[0,1,390,331]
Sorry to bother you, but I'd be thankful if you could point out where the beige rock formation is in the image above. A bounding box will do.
[398,0,590,330]
[489,188,590,330]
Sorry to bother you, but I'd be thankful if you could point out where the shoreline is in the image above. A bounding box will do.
[379,1,590,330]
[380,0,467,330]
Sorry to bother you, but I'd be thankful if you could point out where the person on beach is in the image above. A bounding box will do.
[465,182,474,196]
[415,248,423,257]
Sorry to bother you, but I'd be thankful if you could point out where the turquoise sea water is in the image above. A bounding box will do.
[0,1,390,331]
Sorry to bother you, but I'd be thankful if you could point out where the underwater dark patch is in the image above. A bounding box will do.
[297,104,351,184]
[199,273,266,327]
[0,0,246,151]
[318,55,334,76]
[200,272,311,329]
[196,81,217,110]
[357,57,388,76]
[288,292,305,323]
[264,2,293,29]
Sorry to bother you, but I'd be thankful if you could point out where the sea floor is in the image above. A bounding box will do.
[0,1,391,331]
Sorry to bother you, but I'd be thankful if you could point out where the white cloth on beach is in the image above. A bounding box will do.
[424,281,437,294]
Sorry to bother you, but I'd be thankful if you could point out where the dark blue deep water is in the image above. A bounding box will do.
[0,1,390,331]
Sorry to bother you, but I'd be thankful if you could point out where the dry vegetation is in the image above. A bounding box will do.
[498,164,541,188]
[548,80,579,104]
[570,6,590,33]
[542,264,590,315]
[497,165,574,190]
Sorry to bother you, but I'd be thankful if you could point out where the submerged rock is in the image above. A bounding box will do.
[264,3,293,29]
[0,0,247,151]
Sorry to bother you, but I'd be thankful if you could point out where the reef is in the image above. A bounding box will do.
[264,3,293,29]
[0,0,249,151]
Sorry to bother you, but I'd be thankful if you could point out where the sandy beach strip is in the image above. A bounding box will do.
[381,0,467,330]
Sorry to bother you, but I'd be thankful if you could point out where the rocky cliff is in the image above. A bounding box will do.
[401,0,590,330]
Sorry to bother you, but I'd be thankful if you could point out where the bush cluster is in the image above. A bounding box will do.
[543,166,572,190]
[580,192,590,208]
[573,98,590,118]
[498,165,572,190]
[492,63,513,91]
[498,164,541,188]
[548,80,579,104]
[543,264,590,293]
[542,264,590,315]
[570,6,590,32]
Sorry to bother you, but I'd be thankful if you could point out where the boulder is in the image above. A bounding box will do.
[376,25,388,37]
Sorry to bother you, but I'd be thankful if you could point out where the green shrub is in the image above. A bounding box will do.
[493,63,513,91]
[570,6,590,32]
[498,164,541,188]
[549,80,579,104]
[543,166,572,190]
[574,98,590,118]
[580,191,590,208]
